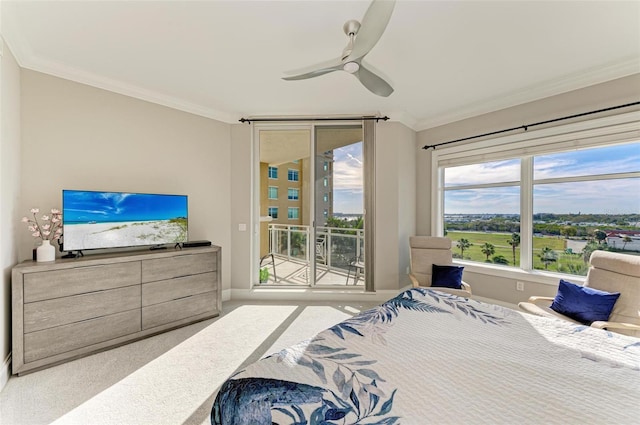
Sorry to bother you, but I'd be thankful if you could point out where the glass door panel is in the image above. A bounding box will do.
[258,128,311,286]
[314,125,364,286]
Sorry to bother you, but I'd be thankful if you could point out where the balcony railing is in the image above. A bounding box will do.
[268,224,364,274]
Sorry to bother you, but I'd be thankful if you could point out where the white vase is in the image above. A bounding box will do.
[36,240,56,262]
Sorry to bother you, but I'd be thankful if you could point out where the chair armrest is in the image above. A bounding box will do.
[408,273,420,288]
[590,321,640,331]
[527,296,554,306]
[460,281,472,295]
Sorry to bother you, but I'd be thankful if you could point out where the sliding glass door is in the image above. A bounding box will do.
[255,122,369,288]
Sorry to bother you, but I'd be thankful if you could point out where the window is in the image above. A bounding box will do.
[531,143,640,275]
[268,166,278,179]
[268,186,278,200]
[292,159,299,164]
[323,177,328,187]
[288,207,299,220]
[268,207,278,219]
[288,169,299,182]
[323,161,329,171]
[323,209,328,217]
[288,188,299,200]
[323,193,329,203]
[434,115,640,278]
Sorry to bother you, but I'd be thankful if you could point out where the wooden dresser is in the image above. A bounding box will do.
[11,246,221,375]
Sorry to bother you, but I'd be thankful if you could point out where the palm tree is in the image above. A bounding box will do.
[492,255,509,265]
[481,242,495,261]
[622,235,632,250]
[539,246,558,270]
[457,238,471,258]
[507,233,520,266]
[594,229,607,245]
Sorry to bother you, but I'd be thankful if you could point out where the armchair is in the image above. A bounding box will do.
[408,236,472,297]
[519,250,640,337]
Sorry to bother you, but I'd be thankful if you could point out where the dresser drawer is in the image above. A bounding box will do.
[24,262,140,303]
[141,252,217,283]
[24,285,141,333]
[142,272,216,307]
[142,290,217,330]
[24,309,141,363]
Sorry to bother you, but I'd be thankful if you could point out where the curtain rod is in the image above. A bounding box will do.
[422,101,640,150]
[239,115,389,124]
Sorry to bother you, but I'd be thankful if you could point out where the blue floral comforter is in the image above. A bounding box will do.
[211,288,640,424]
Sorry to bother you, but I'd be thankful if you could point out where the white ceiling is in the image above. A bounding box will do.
[2,1,639,131]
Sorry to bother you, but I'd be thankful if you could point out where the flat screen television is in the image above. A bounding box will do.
[62,190,188,251]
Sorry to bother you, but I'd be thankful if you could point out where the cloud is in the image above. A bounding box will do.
[445,159,520,186]
[445,187,520,214]
[533,179,639,214]
[332,144,363,192]
[444,179,639,214]
[534,154,640,180]
[331,143,364,213]
[443,143,640,213]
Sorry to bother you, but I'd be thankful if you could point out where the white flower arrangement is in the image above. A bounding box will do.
[21,208,63,241]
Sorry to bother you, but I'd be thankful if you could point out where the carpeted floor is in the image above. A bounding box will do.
[0,300,378,425]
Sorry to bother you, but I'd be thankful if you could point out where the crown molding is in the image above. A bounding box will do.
[24,56,240,123]
[386,110,418,131]
[2,19,239,123]
[414,58,640,132]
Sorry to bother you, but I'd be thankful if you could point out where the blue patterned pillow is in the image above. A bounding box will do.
[431,264,464,289]
[550,279,620,325]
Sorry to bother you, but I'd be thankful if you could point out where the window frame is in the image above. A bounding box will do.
[288,187,299,201]
[268,186,278,200]
[268,166,278,179]
[288,207,300,220]
[431,111,640,285]
[288,169,299,182]
[268,206,278,219]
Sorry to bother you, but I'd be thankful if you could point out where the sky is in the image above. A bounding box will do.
[443,142,640,214]
[332,142,363,215]
[63,190,188,223]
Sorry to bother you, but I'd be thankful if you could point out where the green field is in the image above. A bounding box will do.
[446,231,588,274]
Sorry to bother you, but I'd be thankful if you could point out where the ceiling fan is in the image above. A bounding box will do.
[282,0,396,97]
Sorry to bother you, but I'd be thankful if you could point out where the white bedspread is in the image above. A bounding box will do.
[212,288,640,424]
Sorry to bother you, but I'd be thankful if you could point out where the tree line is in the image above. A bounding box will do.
[446,214,638,237]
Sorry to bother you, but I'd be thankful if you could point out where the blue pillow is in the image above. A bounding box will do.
[550,279,620,325]
[431,264,464,289]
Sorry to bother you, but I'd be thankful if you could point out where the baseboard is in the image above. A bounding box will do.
[221,288,232,302]
[1,352,11,392]
[230,288,401,303]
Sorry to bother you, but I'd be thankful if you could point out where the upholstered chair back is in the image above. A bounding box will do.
[409,236,454,287]
[585,250,640,335]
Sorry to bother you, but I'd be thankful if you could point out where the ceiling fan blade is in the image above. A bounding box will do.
[354,62,394,97]
[282,58,343,81]
[347,0,396,61]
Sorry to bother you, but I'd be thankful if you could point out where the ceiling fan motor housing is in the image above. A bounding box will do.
[343,19,361,36]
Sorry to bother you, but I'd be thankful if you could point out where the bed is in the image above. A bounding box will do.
[211,288,640,424]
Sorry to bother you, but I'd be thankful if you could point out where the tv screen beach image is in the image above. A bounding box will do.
[63,191,188,251]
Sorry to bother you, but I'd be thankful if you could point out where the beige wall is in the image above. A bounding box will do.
[20,70,232,291]
[396,122,417,287]
[1,39,21,386]
[416,73,640,303]
[374,121,416,290]
[230,124,252,291]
